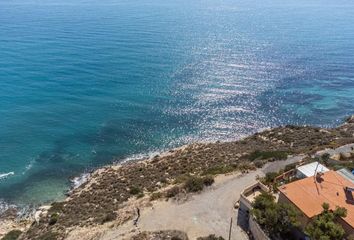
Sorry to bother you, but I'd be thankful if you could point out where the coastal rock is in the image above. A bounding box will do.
[34,206,50,224]
[0,208,17,220]
[319,129,331,134]
[346,115,354,124]
[18,117,354,240]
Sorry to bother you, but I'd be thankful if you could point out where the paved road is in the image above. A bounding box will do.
[262,154,306,174]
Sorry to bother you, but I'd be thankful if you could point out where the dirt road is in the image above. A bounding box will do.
[100,170,261,240]
[68,157,303,240]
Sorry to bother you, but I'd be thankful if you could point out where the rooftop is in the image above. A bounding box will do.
[296,161,329,177]
[337,168,354,184]
[244,187,266,203]
[240,182,269,208]
[278,170,354,228]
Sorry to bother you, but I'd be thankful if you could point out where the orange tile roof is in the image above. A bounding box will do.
[278,170,354,228]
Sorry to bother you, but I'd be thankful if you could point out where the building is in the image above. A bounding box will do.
[278,170,354,237]
[238,182,270,240]
[239,181,269,211]
[337,168,354,184]
[295,161,329,179]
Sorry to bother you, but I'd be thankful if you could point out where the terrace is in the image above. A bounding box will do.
[239,182,269,210]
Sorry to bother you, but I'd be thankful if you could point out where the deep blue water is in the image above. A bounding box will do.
[1,0,354,208]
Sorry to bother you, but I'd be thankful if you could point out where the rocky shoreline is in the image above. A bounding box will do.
[1,115,354,240]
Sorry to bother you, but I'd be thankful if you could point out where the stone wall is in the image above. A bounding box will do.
[248,216,270,240]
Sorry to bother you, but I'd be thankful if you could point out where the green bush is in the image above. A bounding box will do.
[150,192,162,201]
[197,235,225,240]
[48,213,59,226]
[160,178,168,184]
[249,150,288,161]
[174,174,191,184]
[252,192,300,236]
[166,186,180,198]
[38,231,59,240]
[284,162,297,172]
[321,153,330,162]
[202,165,236,175]
[254,160,265,168]
[184,176,204,192]
[1,230,22,240]
[136,192,145,199]
[171,237,183,240]
[101,211,117,224]
[202,176,215,186]
[48,202,64,214]
[347,234,354,240]
[129,186,141,195]
[305,203,347,240]
[238,162,256,171]
[265,172,278,184]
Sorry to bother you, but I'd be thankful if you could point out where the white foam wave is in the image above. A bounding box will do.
[0,199,16,215]
[0,200,36,219]
[70,173,91,190]
[69,150,169,193]
[22,159,35,174]
[118,151,163,164]
[0,172,14,180]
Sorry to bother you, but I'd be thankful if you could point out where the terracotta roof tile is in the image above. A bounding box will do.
[278,170,354,228]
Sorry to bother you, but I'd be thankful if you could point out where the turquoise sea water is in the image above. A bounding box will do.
[1,0,354,208]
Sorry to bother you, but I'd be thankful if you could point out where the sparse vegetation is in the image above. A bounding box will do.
[202,175,214,186]
[21,120,354,239]
[166,186,181,198]
[131,230,188,240]
[184,175,215,193]
[249,150,288,161]
[150,192,163,201]
[321,153,331,163]
[238,162,257,171]
[325,158,354,171]
[202,164,236,175]
[1,230,22,240]
[184,176,204,192]
[254,160,265,168]
[100,211,117,224]
[174,174,192,184]
[264,172,279,184]
[284,162,297,172]
[48,202,64,215]
[48,213,59,226]
[136,192,145,199]
[129,186,142,195]
[165,175,216,198]
[197,234,225,240]
[348,234,354,240]
[37,231,59,240]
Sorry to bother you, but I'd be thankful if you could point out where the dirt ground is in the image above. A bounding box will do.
[65,157,300,240]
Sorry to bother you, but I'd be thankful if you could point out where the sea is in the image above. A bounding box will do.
[1,0,354,210]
